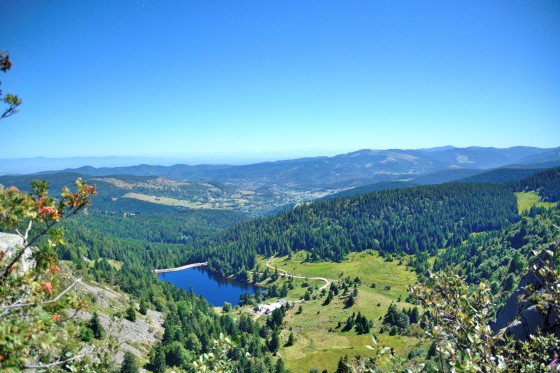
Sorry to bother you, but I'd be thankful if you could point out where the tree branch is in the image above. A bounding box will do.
[1,203,88,279]
[15,219,33,243]
[0,278,82,310]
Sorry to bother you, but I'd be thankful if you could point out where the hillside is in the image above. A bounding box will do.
[176,182,519,278]
[0,172,308,217]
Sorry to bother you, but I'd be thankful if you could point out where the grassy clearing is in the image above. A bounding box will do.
[264,250,415,300]
[89,258,123,270]
[255,251,420,373]
[123,192,217,209]
[515,192,557,214]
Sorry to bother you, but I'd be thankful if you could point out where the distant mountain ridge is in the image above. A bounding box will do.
[4,146,560,191]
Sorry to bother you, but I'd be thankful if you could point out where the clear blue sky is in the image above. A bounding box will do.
[1,0,559,161]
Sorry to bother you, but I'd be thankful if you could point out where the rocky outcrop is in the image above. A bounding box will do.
[72,279,164,367]
[0,232,33,274]
[493,241,560,340]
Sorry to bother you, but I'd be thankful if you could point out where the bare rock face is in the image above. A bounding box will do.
[494,241,559,341]
[505,320,527,340]
[522,305,547,336]
[72,280,164,367]
[0,232,33,274]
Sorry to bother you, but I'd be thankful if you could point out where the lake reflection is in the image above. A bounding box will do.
[158,267,256,306]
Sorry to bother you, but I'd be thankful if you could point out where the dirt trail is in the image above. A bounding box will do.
[265,257,331,292]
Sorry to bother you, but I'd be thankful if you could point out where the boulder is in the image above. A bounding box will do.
[0,232,33,274]
[493,242,559,341]
[505,320,527,340]
[522,305,546,336]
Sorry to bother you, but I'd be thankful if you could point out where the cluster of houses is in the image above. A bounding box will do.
[254,299,287,315]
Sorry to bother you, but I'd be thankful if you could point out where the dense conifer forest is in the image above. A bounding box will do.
[183,182,519,276]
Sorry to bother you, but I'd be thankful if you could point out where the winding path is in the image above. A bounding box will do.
[265,257,332,292]
[154,262,207,274]
[249,257,335,320]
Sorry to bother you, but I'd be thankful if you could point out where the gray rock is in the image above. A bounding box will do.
[493,244,559,342]
[522,305,546,337]
[70,280,164,366]
[505,320,527,340]
[0,232,23,251]
[0,232,33,274]
[493,287,524,331]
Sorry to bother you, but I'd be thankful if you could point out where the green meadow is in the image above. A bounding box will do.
[515,191,557,214]
[255,251,420,372]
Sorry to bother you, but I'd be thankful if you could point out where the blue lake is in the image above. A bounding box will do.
[158,267,257,306]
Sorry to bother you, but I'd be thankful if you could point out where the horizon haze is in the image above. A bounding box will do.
[1,144,558,176]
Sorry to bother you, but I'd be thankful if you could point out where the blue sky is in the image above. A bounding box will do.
[1,0,559,162]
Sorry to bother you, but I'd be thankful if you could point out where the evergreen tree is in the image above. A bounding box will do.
[165,341,190,368]
[268,331,280,354]
[88,312,105,340]
[342,316,354,332]
[150,343,166,373]
[345,294,355,308]
[120,351,139,373]
[139,299,148,315]
[335,355,351,373]
[275,358,286,373]
[126,304,137,322]
[286,331,295,347]
[323,290,334,306]
[409,306,419,324]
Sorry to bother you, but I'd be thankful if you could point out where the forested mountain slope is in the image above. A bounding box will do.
[186,182,519,276]
[183,168,559,278]
[512,167,560,201]
[434,206,560,304]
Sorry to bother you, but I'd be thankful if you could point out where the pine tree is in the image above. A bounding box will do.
[120,351,139,373]
[275,358,286,373]
[88,312,105,339]
[286,331,295,347]
[139,299,148,315]
[268,331,280,354]
[150,343,166,373]
[335,355,351,373]
[126,304,137,322]
[345,294,355,308]
[410,306,419,324]
[323,290,333,306]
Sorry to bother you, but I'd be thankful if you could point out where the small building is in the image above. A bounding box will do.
[254,299,287,315]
